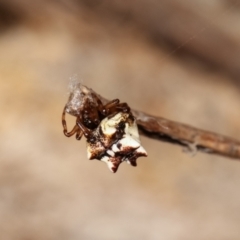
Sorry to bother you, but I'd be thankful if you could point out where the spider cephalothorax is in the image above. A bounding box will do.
[62,83,147,172]
[62,85,130,141]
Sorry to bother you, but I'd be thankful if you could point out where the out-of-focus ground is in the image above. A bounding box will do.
[1,1,240,239]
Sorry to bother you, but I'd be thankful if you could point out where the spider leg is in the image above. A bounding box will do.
[63,124,80,137]
[62,106,80,138]
[76,129,83,140]
[115,102,130,113]
[106,102,132,120]
[77,121,95,141]
[110,102,131,116]
[92,93,120,116]
[104,99,120,109]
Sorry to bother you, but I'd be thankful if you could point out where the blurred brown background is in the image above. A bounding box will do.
[1,0,240,239]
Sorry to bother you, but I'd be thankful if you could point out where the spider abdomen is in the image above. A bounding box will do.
[86,112,147,173]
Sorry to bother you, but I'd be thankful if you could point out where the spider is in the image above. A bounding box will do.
[62,92,131,144]
[62,84,147,172]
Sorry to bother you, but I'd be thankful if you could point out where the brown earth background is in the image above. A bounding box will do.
[1,0,240,239]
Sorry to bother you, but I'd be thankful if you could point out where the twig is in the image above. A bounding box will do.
[132,110,240,160]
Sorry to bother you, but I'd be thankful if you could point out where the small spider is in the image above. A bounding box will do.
[62,83,147,172]
[62,92,131,142]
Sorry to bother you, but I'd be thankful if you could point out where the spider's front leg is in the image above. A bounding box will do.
[102,97,130,115]
[76,128,83,140]
[104,101,131,119]
[115,102,130,113]
[93,94,130,116]
[62,107,82,139]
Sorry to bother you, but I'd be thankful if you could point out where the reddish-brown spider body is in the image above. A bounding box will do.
[81,98,101,130]
[62,90,130,142]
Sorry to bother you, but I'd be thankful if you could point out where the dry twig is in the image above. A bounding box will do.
[132,110,240,160]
